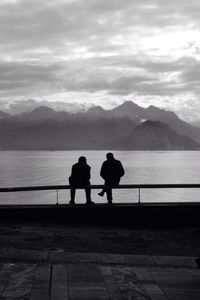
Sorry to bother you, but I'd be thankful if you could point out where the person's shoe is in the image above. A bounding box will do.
[98,191,104,197]
[107,200,113,205]
[86,201,95,205]
[69,200,75,205]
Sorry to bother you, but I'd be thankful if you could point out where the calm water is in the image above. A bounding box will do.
[0,151,200,204]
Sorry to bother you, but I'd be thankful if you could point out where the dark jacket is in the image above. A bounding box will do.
[69,162,91,187]
[100,159,125,185]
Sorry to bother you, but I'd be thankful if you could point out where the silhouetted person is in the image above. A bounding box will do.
[69,156,94,205]
[98,153,125,204]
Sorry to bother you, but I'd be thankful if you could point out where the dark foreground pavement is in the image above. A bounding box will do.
[0,249,199,300]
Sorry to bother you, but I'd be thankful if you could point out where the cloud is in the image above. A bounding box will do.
[0,0,200,121]
[0,0,199,57]
[0,61,61,96]
[3,98,89,114]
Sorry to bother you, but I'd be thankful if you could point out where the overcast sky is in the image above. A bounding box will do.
[1,0,200,121]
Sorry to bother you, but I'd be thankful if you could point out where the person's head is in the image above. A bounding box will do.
[78,156,87,164]
[106,152,114,161]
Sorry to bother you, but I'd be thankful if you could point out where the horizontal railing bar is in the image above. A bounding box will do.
[1,183,200,193]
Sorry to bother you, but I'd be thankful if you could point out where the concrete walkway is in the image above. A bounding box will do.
[0,249,199,299]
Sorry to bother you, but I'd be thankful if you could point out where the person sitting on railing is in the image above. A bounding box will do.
[98,153,125,204]
[69,156,94,205]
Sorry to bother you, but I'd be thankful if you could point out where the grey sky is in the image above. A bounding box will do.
[0,0,200,121]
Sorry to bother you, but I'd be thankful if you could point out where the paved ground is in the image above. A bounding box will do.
[0,250,199,299]
[1,223,200,257]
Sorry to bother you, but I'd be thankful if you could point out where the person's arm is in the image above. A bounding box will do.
[88,166,91,180]
[69,165,75,184]
[119,161,125,177]
[71,165,75,176]
[100,162,106,179]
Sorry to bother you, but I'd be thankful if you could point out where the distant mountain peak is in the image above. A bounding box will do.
[147,104,177,115]
[30,106,56,113]
[113,120,200,150]
[19,106,57,121]
[87,105,105,114]
[111,101,145,123]
[139,120,169,128]
[116,101,141,109]
[147,105,160,110]
[0,111,9,118]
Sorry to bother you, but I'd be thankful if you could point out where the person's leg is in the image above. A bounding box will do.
[98,180,106,197]
[103,180,113,204]
[98,187,105,197]
[106,178,120,204]
[85,187,94,204]
[70,187,76,204]
[106,186,113,204]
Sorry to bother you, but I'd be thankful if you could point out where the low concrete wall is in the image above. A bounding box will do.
[0,203,199,227]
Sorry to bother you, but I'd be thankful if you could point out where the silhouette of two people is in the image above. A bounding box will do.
[98,153,125,204]
[69,153,125,204]
[69,156,94,205]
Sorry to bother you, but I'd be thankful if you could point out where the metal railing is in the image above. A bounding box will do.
[0,184,200,205]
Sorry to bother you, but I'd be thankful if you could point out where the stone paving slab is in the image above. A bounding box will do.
[0,249,48,263]
[101,253,155,266]
[0,262,199,299]
[49,251,101,264]
[153,255,198,269]
[133,267,169,300]
[0,249,198,269]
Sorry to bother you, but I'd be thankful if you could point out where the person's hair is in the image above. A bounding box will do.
[78,156,87,163]
[106,152,114,160]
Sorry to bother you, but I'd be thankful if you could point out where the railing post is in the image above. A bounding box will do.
[56,189,59,205]
[138,188,141,204]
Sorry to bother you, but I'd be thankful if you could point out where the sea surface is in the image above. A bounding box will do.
[0,151,200,204]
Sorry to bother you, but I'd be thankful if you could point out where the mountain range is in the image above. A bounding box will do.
[0,101,199,150]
